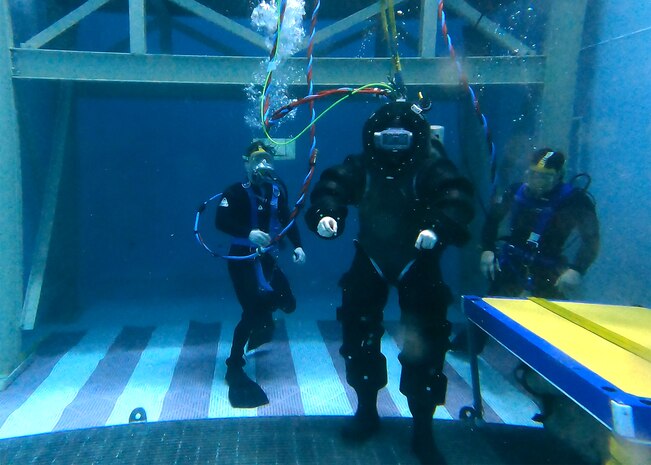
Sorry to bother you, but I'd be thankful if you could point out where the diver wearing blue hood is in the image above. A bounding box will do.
[305,101,475,464]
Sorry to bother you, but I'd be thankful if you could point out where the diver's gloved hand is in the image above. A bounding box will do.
[249,229,271,247]
[293,247,306,264]
[555,268,581,294]
[415,229,438,250]
[317,217,338,238]
[480,250,500,280]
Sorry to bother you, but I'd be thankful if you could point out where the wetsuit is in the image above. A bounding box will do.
[216,179,302,368]
[305,142,475,416]
[482,182,600,298]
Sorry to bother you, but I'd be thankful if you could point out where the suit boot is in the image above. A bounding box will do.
[341,388,380,442]
[409,400,446,465]
[225,364,269,409]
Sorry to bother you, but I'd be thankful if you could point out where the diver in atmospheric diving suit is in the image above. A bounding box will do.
[305,101,475,464]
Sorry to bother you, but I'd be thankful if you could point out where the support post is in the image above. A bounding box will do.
[0,0,24,382]
[419,0,438,58]
[537,0,588,154]
[129,0,147,54]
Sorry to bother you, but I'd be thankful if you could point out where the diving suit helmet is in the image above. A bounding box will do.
[362,100,431,173]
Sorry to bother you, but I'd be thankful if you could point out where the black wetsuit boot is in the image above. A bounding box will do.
[341,388,380,441]
[225,321,269,408]
[225,358,269,408]
[409,400,446,465]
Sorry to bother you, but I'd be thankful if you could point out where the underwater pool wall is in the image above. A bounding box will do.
[577,0,651,307]
[0,0,603,381]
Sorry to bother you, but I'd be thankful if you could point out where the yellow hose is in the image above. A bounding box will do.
[386,0,402,72]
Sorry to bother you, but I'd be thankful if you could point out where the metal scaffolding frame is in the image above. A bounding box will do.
[11,0,542,86]
[0,0,587,386]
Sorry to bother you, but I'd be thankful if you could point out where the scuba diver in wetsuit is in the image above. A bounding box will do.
[482,148,599,297]
[451,148,600,353]
[305,101,475,464]
[216,141,306,408]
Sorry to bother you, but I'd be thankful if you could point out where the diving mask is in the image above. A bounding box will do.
[248,152,276,184]
[525,166,561,197]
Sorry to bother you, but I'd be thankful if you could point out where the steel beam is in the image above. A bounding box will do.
[445,0,535,56]
[21,83,74,331]
[21,0,114,49]
[167,0,267,51]
[11,48,545,87]
[299,0,407,51]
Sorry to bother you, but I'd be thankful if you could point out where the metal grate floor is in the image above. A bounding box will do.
[0,416,589,465]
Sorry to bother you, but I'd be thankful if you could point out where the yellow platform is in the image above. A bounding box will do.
[483,298,651,399]
[464,297,651,465]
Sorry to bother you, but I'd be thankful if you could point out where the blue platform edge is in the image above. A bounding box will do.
[462,295,651,442]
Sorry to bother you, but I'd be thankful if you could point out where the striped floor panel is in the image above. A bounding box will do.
[0,318,541,440]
